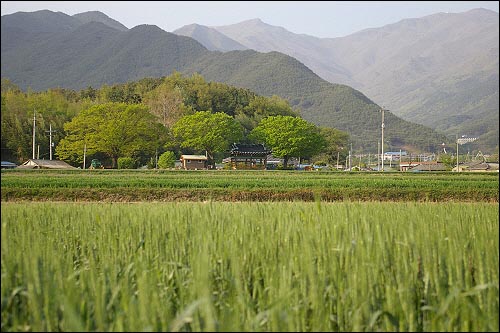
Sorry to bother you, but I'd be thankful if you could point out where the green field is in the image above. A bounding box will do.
[2,202,498,332]
[1,169,498,202]
[1,170,498,332]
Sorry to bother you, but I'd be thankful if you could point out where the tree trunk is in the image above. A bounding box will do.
[206,150,214,169]
[283,155,289,168]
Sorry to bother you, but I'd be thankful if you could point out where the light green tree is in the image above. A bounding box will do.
[157,151,176,169]
[250,115,326,167]
[172,111,243,165]
[56,103,167,168]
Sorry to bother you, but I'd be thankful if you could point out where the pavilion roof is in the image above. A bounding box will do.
[230,143,271,156]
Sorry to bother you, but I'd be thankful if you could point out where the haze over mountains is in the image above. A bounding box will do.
[1,9,496,153]
[175,9,499,152]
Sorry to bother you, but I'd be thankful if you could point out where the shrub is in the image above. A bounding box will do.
[117,157,136,169]
[158,151,176,169]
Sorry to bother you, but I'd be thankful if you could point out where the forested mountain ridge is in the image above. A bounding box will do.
[1,19,208,91]
[182,50,447,151]
[1,10,449,153]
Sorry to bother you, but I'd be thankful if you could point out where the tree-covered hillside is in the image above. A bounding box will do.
[183,50,448,152]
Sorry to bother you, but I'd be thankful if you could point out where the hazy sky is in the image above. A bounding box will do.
[1,1,499,38]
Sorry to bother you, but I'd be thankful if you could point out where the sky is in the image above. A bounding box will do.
[1,1,499,38]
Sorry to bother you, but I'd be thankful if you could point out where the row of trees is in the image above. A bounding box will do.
[56,104,344,169]
[2,74,351,168]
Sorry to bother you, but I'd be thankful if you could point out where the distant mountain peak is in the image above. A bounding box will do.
[174,23,247,52]
[243,18,265,24]
[214,18,272,29]
[73,11,128,31]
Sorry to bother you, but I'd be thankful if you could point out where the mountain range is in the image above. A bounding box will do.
[175,9,499,153]
[1,9,495,152]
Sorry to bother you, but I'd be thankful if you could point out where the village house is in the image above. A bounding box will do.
[180,155,208,170]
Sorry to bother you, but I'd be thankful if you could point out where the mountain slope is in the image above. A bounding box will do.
[0,10,448,152]
[1,22,208,90]
[174,23,247,51]
[182,50,447,151]
[211,10,499,152]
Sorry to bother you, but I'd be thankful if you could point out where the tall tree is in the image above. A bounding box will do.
[144,83,186,128]
[172,111,243,165]
[250,115,326,167]
[56,103,167,168]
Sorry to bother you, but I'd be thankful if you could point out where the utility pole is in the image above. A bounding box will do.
[83,143,87,170]
[32,111,36,159]
[377,141,380,171]
[380,108,386,172]
[45,123,57,160]
[336,151,339,170]
[399,149,402,172]
[155,148,158,169]
[348,143,352,171]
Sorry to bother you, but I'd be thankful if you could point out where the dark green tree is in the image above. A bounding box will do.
[314,127,350,165]
[250,115,326,167]
[172,111,243,165]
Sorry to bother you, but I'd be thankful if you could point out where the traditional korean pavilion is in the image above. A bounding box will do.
[229,143,271,170]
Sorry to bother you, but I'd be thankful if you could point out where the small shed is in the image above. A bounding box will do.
[180,155,208,170]
[17,159,77,169]
[229,143,271,170]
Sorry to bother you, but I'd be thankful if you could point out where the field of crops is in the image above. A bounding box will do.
[1,202,498,332]
[1,169,498,202]
[1,170,498,331]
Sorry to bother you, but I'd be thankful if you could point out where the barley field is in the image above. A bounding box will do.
[2,202,498,332]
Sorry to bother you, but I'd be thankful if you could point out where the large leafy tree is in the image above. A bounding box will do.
[250,115,326,167]
[314,127,350,165]
[172,111,243,164]
[56,103,167,168]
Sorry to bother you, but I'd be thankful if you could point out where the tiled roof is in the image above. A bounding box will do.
[230,143,271,156]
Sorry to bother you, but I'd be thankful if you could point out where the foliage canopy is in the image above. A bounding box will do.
[56,103,167,167]
[250,115,326,166]
[172,111,244,163]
